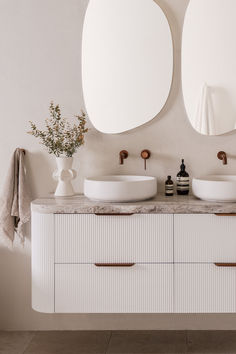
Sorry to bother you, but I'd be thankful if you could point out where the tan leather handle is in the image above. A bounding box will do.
[94,263,135,267]
[215,214,236,216]
[94,213,134,216]
[214,263,236,267]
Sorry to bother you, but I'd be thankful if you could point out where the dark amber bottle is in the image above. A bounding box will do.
[165,176,174,196]
[176,159,189,195]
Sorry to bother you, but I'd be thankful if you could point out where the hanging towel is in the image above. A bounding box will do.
[195,83,215,135]
[0,148,31,247]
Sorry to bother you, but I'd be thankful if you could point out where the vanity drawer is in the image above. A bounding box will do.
[174,214,236,262]
[55,264,173,313]
[174,264,236,313]
[55,214,173,263]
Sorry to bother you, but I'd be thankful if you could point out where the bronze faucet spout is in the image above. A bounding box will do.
[119,150,128,165]
[217,151,227,165]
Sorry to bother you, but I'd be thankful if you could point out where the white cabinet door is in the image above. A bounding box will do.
[175,264,236,313]
[55,214,173,263]
[55,264,173,313]
[174,214,236,262]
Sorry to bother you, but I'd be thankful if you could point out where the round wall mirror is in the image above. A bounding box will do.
[82,0,173,134]
[182,0,236,136]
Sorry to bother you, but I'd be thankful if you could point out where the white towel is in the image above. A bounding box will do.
[0,149,31,247]
[195,83,215,135]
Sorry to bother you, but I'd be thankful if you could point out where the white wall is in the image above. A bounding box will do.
[1,0,236,330]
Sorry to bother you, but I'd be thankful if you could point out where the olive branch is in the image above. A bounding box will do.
[28,102,88,157]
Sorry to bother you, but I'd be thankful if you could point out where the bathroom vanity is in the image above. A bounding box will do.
[31,194,236,314]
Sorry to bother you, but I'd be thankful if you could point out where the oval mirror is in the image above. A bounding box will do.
[182,0,236,136]
[82,0,173,134]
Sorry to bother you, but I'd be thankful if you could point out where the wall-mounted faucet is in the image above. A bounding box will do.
[141,149,151,170]
[217,151,227,165]
[119,150,128,165]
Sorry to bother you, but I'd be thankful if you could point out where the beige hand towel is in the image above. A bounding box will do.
[0,148,31,247]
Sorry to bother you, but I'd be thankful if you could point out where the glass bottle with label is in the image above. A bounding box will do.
[165,176,174,196]
[176,159,189,195]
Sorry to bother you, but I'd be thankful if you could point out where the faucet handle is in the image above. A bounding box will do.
[141,149,151,170]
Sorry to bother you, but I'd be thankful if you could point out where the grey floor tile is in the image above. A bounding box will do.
[23,331,111,354]
[0,331,34,354]
[107,330,187,354]
[187,330,236,354]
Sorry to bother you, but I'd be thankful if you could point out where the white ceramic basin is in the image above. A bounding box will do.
[192,175,236,202]
[84,175,157,202]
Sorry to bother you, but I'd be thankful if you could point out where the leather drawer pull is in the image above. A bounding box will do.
[214,263,236,267]
[94,263,135,267]
[94,213,134,216]
[215,213,236,216]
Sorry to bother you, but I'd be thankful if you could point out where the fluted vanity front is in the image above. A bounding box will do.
[31,195,236,314]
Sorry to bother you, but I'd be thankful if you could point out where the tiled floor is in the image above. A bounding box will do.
[1,330,236,354]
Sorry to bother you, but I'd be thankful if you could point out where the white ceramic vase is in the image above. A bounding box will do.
[53,157,77,197]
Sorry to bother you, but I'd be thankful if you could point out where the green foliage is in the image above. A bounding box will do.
[28,102,88,157]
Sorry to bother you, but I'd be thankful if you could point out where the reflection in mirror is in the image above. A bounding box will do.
[182,0,236,136]
[82,0,173,134]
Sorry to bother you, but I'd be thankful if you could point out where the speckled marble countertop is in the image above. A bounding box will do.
[31,193,236,214]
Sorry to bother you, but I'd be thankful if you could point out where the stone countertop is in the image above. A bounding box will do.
[31,193,236,214]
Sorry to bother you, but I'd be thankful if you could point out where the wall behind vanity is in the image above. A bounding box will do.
[1,0,236,330]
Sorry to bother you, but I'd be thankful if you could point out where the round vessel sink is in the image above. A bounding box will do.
[192,175,236,202]
[84,175,157,202]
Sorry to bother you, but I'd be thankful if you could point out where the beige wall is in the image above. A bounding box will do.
[1,0,236,330]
